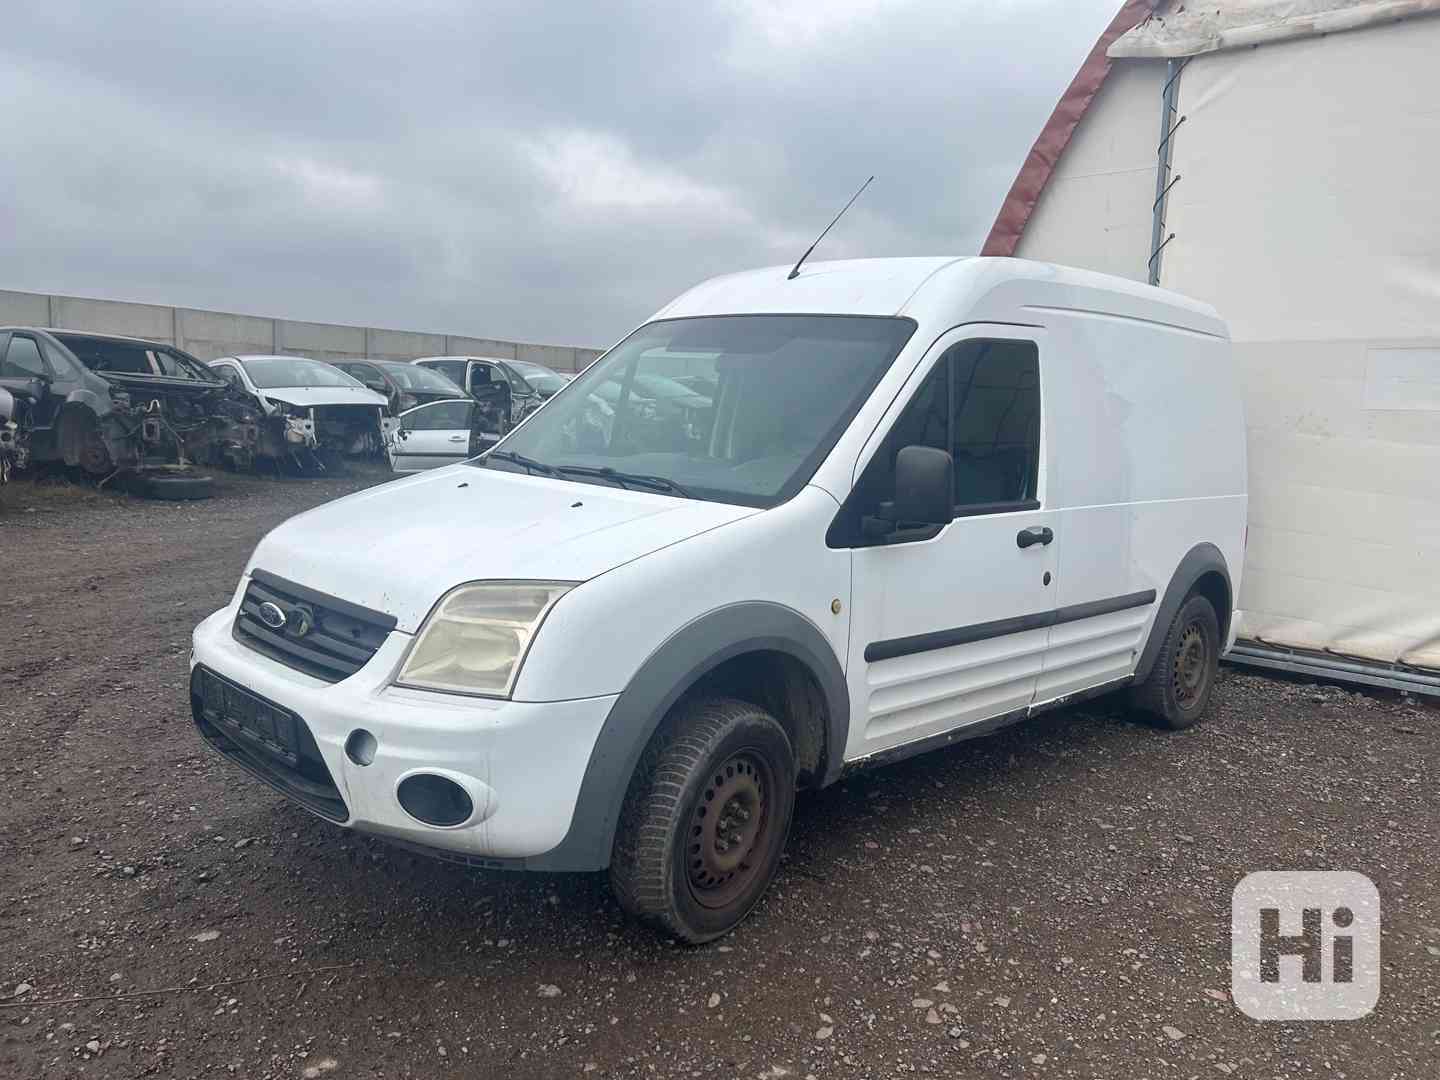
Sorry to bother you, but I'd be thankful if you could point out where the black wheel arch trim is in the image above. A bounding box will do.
[523,601,848,872]
[1134,542,1233,684]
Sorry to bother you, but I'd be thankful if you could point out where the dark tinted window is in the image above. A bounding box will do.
[384,363,462,394]
[346,363,387,388]
[422,360,467,385]
[2,335,47,378]
[56,336,153,374]
[949,340,1040,507]
[38,338,82,379]
[509,360,566,394]
[403,400,472,431]
[832,338,1040,545]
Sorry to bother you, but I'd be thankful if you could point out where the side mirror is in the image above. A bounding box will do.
[894,445,954,527]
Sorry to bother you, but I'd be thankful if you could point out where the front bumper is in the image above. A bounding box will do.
[190,602,617,866]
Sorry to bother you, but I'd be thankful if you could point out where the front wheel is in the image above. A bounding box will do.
[60,410,115,477]
[1130,593,1220,729]
[609,698,795,943]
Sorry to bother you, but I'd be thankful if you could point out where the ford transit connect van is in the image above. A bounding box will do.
[190,257,1246,942]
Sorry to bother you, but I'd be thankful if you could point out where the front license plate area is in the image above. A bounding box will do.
[197,669,299,767]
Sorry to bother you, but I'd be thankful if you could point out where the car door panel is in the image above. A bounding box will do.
[391,401,475,471]
[841,326,1055,761]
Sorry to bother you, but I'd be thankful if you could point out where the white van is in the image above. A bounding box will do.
[190,257,1246,942]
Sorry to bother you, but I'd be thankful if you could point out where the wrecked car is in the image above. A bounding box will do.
[328,359,465,416]
[0,383,32,498]
[411,356,548,440]
[207,355,392,466]
[0,327,262,476]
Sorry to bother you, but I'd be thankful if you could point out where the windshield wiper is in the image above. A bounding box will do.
[484,450,561,477]
[552,465,692,499]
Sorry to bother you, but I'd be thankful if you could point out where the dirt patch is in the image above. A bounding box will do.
[1,474,1437,1078]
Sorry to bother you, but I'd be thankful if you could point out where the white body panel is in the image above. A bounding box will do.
[842,324,1057,758]
[388,426,468,471]
[388,398,474,472]
[256,386,389,411]
[191,607,615,859]
[192,256,1246,861]
[243,467,757,634]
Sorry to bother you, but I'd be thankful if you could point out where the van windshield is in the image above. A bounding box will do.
[478,315,915,508]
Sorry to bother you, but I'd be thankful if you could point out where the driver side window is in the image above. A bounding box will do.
[2,335,49,379]
[829,338,1041,547]
[403,401,471,431]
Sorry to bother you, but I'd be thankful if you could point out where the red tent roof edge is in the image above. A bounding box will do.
[980,0,1160,258]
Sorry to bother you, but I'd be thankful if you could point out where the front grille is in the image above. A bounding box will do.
[233,569,396,683]
[191,665,348,822]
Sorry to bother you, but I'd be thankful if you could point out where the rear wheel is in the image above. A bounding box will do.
[1131,594,1220,729]
[610,697,795,943]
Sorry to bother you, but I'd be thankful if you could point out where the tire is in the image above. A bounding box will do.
[610,698,796,944]
[1130,593,1220,729]
[131,472,214,501]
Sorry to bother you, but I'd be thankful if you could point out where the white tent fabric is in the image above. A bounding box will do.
[1013,10,1440,674]
[1161,18,1440,669]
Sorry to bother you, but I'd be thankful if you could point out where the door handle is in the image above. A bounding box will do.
[1016,526,1054,549]
[448,435,465,442]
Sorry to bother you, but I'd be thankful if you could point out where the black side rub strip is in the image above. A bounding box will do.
[865,589,1157,663]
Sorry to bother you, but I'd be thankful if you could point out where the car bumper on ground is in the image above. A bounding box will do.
[189,602,617,865]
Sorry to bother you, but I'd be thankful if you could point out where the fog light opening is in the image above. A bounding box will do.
[344,729,377,767]
[397,774,473,828]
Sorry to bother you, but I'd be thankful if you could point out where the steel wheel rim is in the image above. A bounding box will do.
[1173,621,1208,707]
[685,751,772,909]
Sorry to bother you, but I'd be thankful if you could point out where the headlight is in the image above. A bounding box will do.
[395,582,575,698]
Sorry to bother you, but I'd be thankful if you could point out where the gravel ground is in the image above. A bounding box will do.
[1,469,1437,1079]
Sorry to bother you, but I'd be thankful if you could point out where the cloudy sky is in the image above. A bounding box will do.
[0,0,1116,348]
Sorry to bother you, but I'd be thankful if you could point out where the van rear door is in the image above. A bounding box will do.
[836,327,1057,761]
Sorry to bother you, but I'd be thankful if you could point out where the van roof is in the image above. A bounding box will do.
[653,256,1226,338]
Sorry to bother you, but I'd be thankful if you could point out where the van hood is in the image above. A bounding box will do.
[245,466,759,631]
[261,386,390,410]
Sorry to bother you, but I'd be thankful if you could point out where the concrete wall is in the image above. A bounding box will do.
[0,288,605,373]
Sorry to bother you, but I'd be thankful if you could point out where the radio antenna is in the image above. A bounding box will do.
[787,175,874,280]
